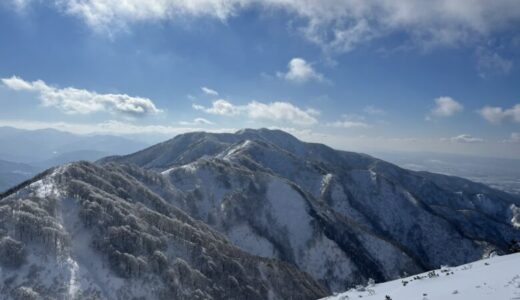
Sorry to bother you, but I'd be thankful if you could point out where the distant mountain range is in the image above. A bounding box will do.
[0,159,37,192]
[374,151,520,195]
[0,126,149,192]
[0,128,519,299]
[0,126,148,163]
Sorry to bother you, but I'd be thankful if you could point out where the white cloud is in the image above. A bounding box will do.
[246,101,319,125]
[2,76,161,116]
[431,96,464,117]
[479,104,520,124]
[201,86,219,96]
[15,1,520,53]
[277,58,324,83]
[193,99,241,116]
[193,99,319,125]
[479,106,506,123]
[1,76,34,90]
[446,134,484,143]
[62,0,241,31]
[179,118,214,125]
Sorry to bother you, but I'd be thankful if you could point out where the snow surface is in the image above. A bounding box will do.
[511,204,520,229]
[219,139,253,160]
[227,224,279,258]
[29,166,65,198]
[266,179,313,252]
[323,253,520,300]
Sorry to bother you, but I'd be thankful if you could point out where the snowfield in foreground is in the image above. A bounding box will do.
[323,252,520,300]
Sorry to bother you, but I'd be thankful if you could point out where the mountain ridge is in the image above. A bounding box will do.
[99,128,520,291]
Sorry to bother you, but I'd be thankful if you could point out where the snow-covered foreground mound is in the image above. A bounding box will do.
[323,253,520,300]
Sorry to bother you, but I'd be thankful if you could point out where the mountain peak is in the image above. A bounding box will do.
[98,128,306,170]
[235,127,296,138]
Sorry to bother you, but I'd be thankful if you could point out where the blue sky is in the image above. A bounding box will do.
[1,0,520,158]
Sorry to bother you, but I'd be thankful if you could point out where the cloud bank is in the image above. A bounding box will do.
[2,76,161,116]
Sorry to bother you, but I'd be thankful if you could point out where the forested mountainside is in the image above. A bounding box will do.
[0,162,326,299]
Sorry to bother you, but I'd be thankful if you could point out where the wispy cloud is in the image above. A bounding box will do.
[328,120,370,129]
[193,99,319,125]
[276,58,325,83]
[179,117,214,126]
[201,86,219,96]
[430,96,464,118]
[2,76,162,116]
[476,47,514,77]
[479,104,520,124]
[444,134,484,143]
[363,105,386,115]
[327,114,370,128]
[8,0,30,11]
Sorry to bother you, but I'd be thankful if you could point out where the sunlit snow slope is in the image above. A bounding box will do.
[323,253,520,300]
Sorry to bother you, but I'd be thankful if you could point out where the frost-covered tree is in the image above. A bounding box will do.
[0,236,26,268]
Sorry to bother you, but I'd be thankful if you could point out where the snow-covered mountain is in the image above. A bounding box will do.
[1,128,519,299]
[323,252,520,300]
[101,128,520,291]
[0,162,326,299]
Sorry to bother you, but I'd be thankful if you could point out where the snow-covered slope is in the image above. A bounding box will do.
[0,162,326,300]
[102,129,520,292]
[323,252,520,300]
